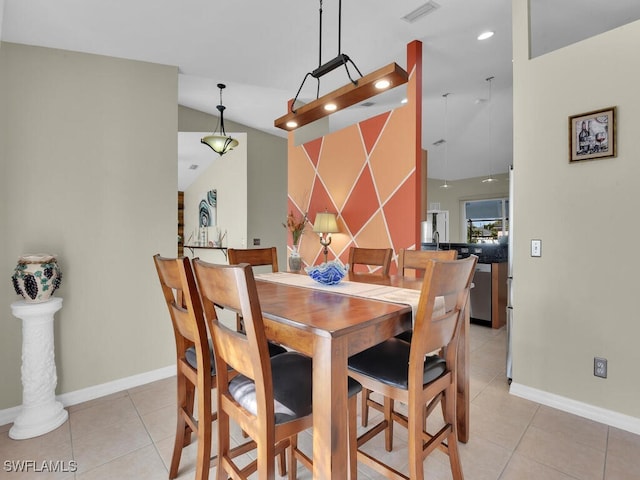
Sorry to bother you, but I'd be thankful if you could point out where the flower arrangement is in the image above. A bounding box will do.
[283,211,308,247]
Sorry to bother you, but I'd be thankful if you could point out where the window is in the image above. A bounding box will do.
[463,198,508,243]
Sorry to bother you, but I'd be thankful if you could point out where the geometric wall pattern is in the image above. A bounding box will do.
[287,41,423,274]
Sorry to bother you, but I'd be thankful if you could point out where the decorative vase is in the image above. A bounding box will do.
[11,254,62,304]
[288,245,302,272]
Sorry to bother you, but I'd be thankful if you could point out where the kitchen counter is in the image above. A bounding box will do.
[421,242,508,264]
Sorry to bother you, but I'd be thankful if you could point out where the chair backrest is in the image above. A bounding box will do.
[192,259,275,421]
[153,255,212,377]
[397,248,457,277]
[409,255,477,381]
[349,247,393,275]
[228,247,279,273]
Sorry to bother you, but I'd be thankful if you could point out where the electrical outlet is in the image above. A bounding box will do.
[594,357,607,378]
[253,238,261,246]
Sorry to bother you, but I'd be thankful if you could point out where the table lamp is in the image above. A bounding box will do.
[313,212,339,263]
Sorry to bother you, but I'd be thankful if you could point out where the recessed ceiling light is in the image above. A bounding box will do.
[401,98,408,104]
[374,79,391,90]
[286,121,298,128]
[324,103,337,111]
[478,31,494,41]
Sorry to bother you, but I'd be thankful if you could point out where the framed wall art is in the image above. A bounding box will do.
[569,107,616,162]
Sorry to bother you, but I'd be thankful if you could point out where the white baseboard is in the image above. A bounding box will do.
[0,365,175,428]
[510,382,640,436]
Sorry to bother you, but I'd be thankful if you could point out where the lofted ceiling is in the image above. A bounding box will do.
[2,0,640,190]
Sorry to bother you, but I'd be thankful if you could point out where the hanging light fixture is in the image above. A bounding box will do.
[440,92,452,189]
[482,76,498,183]
[201,83,239,156]
[274,0,408,131]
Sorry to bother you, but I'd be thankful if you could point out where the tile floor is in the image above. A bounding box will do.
[1,324,639,479]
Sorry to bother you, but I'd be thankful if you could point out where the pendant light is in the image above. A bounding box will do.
[274,0,407,131]
[482,76,498,183]
[440,92,452,189]
[201,83,239,156]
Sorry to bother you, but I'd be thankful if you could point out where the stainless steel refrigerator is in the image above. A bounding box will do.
[506,165,514,382]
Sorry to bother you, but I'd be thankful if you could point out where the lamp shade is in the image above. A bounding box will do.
[201,134,239,156]
[313,212,339,233]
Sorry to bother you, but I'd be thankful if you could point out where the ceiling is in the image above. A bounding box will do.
[2,0,640,190]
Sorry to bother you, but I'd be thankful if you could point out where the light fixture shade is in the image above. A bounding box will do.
[313,212,339,233]
[202,83,239,156]
[201,134,239,156]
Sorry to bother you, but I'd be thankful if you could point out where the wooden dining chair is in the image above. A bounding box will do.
[360,248,459,428]
[348,246,393,275]
[227,247,279,273]
[397,248,458,277]
[348,255,477,480]
[192,259,361,479]
[227,247,279,333]
[153,254,218,480]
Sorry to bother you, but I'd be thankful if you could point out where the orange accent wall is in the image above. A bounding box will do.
[287,41,423,271]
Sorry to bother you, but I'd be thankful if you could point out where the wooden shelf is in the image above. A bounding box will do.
[183,245,228,259]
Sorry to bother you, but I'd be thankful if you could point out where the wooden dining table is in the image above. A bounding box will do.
[255,271,471,480]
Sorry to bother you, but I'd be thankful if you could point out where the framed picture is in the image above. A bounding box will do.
[569,107,616,162]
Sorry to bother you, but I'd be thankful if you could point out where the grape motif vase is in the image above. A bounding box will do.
[11,254,62,303]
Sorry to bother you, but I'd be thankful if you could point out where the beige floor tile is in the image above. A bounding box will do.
[469,401,532,451]
[140,403,177,443]
[457,435,512,480]
[128,377,176,415]
[604,427,640,480]
[531,405,608,451]
[67,390,129,414]
[72,415,151,474]
[516,425,605,480]
[0,422,74,480]
[500,452,580,480]
[75,444,167,480]
[69,395,139,441]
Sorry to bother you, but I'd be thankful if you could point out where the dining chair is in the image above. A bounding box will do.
[227,247,279,273]
[348,255,477,480]
[397,248,458,277]
[348,246,393,275]
[360,248,458,428]
[153,254,219,480]
[192,259,362,479]
[227,247,279,333]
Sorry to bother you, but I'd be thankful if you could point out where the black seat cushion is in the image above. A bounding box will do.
[229,352,313,424]
[348,337,446,390]
[185,340,287,376]
[228,352,362,424]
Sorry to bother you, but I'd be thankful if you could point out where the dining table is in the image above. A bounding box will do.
[254,270,471,480]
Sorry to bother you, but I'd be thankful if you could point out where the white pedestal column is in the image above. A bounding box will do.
[9,297,68,440]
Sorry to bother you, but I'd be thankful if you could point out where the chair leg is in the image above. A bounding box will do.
[444,387,463,480]
[348,394,358,480]
[288,436,298,480]
[384,397,394,452]
[407,404,425,480]
[194,388,212,480]
[361,388,370,427]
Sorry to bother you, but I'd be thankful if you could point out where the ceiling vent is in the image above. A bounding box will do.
[432,139,446,146]
[188,164,199,170]
[361,101,375,107]
[402,1,440,23]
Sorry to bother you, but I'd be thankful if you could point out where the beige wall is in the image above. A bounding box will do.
[512,4,640,419]
[0,43,178,410]
[427,173,509,242]
[178,106,288,270]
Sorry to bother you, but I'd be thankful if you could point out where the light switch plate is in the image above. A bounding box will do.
[531,239,542,257]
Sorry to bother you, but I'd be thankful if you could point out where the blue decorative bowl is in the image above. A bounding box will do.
[305,260,348,285]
